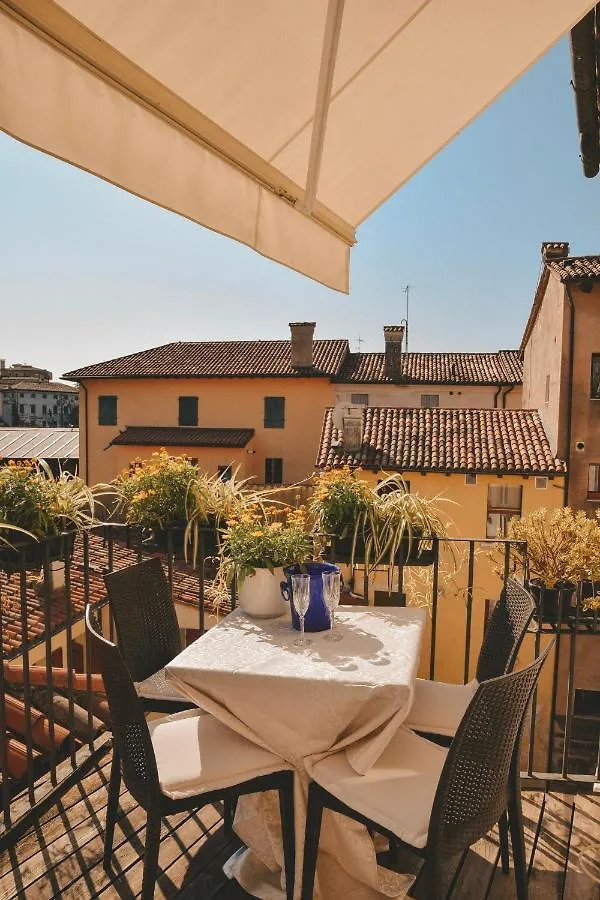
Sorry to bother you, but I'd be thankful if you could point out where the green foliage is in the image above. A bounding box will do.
[220,505,311,583]
[0,459,100,538]
[114,450,197,530]
[508,506,600,588]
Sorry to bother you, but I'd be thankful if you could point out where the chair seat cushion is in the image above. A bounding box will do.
[312,727,448,849]
[149,710,287,799]
[134,668,189,704]
[403,678,479,737]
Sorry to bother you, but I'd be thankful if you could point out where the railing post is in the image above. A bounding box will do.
[429,537,440,681]
[463,540,475,684]
[0,576,11,829]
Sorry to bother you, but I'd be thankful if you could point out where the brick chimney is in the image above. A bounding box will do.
[289,322,315,369]
[541,242,570,262]
[383,325,405,380]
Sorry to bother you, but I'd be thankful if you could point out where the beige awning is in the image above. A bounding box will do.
[0,1,594,292]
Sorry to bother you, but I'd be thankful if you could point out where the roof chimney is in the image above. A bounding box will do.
[289,322,315,369]
[541,242,570,262]
[383,325,405,380]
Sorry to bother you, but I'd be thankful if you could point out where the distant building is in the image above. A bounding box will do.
[0,360,78,428]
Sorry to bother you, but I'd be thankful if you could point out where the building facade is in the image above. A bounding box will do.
[521,242,600,511]
[0,360,78,428]
[64,324,523,487]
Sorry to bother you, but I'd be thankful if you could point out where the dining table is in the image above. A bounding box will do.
[166,604,426,900]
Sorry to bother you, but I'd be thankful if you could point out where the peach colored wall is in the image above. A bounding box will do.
[335,384,522,409]
[522,274,570,457]
[566,284,600,511]
[79,376,335,485]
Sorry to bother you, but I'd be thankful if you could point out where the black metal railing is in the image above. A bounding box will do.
[0,528,597,850]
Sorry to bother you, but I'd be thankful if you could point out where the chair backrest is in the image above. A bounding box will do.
[475,578,536,683]
[428,639,554,858]
[85,605,159,807]
[104,557,182,682]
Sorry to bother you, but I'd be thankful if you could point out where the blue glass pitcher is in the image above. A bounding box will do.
[281,562,340,632]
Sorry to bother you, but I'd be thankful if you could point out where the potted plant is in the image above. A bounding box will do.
[507,507,593,623]
[219,505,312,618]
[310,469,447,573]
[0,460,100,572]
[113,450,199,556]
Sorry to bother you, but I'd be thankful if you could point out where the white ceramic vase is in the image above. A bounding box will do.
[237,567,288,618]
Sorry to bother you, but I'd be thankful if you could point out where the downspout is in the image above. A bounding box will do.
[564,285,576,506]
[502,385,515,409]
[79,381,90,484]
[493,385,503,408]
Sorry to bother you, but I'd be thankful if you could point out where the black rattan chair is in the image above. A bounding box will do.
[405,578,536,740]
[103,557,194,714]
[86,606,295,900]
[301,641,553,900]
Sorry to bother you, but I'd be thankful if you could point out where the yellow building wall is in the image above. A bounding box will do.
[79,376,335,486]
[335,384,523,410]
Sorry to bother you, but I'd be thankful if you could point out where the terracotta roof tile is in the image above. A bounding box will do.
[546,255,600,282]
[317,407,565,476]
[335,350,522,385]
[64,340,349,380]
[109,426,254,448]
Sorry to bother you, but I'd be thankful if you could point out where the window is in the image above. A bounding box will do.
[42,405,47,414]
[486,484,522,538]
[98,395,117,426]
[30,393,35,399]
[53,405,57,414]
[19,393,24,399]
[42,393,47,399]
[545,374,550,405]
[351,393,369,405]
[588,464,600,500]
[377,477,409,494]
[178,396,198,426]
[218,465,232,481]
[30,404,35,414]
[265,458,283,485]
[535,476,548,490]
[19,404,24,414]
[591,355,600,399]
[465,474,477,486]
[421,394,439,407]
[264,396,285,428]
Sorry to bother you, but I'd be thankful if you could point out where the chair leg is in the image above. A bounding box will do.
[141,806,162,900]
[103,748,121,871]
[278,772,296,900]
[223,793,235,838]
[498,811,510,875]
[301,783,324,900]
[508,791,528,900]
[418,858,444,900]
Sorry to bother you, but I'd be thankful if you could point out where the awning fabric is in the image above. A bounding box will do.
[0,0,594,292]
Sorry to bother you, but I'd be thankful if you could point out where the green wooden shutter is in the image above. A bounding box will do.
[179,396,198,426]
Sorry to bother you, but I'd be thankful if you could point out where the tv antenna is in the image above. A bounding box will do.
[355,334,365,353]
[402,284,412,352]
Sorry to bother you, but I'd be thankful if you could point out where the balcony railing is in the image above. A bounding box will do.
[0,527,597,852]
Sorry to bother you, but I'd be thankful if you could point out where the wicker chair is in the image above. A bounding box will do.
[103,557,194,714]
[405,578,536,740]
[301,641,553,900]
[86,606,295,900]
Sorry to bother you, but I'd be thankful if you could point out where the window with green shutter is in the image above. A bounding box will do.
[98,395,117,425]
[179,396,198,426]
[264,396,285,428]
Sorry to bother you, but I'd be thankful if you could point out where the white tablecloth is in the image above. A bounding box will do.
[167,605,426,900]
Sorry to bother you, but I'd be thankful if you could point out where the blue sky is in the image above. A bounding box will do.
[1,37,599,381]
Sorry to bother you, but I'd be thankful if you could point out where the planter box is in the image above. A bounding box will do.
[0,532,76,575]
[147,521,219,560]
[527,581,577,625]
[329,532,435,568]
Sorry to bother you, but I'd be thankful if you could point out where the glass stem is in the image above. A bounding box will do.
[300,614,305,642]
[330,607,335,632]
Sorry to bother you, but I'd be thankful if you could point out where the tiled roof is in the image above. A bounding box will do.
[109,426,254,448]
[0,534,228,658]
[317,407,566,476]
[546,255,600,282]
[335,350,522,385]
[0,428,79,460]
[63,340,349,380]
[0,381,77,393]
